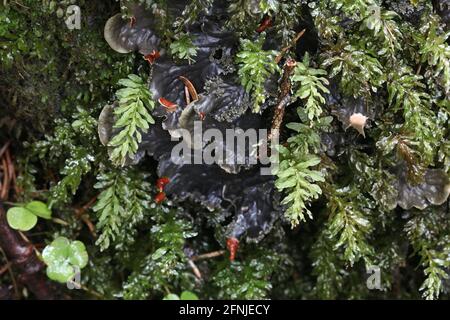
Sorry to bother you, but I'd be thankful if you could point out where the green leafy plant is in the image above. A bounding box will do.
[321,42,385,97]
[6,201,51,231]
[405,207,450,300]
[174,0,214,30]
[42,237,89,283]
[109,74,155,166]
[361,5,401,55]
[387,67,444,166]
[326,187,374,266]
[417,16,450,95]
[170,34,198,64]
[211,249,281,299]
[227,0,263,34]
[123,213,196,299]
[93,168,153,251]
[274,109,332,227]
[236,34,280,112]
[275,152,324,226]
[291,53,330,120]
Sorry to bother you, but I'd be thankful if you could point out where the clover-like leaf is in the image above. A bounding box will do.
[68,240,89,268]
[42,237,71,265]
[25,201,52,219]
[6,207,38,231]
[42,237,89,283]
[46,261,75,283]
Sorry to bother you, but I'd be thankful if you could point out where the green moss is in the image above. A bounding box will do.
[1,0,449,300]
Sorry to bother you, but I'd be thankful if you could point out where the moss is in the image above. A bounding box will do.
[0,0,449,300]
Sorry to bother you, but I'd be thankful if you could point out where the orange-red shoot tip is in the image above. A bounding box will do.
[144,50,160,64]
[156,177,170,192]
[154,192,166,204]
[256,16,272,33]
[226,237,239,262]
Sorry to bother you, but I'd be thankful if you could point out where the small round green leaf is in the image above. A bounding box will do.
[46,262,75,283]
[6,207,38,231]
[25,201,52,219]
[68,241,89,268]
[42,237,70,265]
[43,237,89,284]
[180,291,199,300]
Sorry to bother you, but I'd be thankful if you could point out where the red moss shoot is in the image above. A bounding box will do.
[144,50,161,64]
[226,237,239,262]
[256,16,272,33]
[154,192,166,204]
[156,177,170,192]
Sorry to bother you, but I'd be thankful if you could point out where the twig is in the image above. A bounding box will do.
[1,156,10,200]
[13,1,30,10]
[5,148,15,198]
[268,58,297,141]
[275,29,306,64]
[81,215,97,238]
[74,196,98,238]
[188,259,202,280]
[75,196,98,216]
[75,195,98,238]
[18,231,41,257]
[163,285,171,295]
[191,250,226,261]
[52,217,70,226]
[0,141,11,159]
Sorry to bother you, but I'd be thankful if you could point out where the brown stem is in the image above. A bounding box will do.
[0,141,11,159]
[275,29,306,64]
[187,260,202,280]
[269,58,297,141]
[191,250,226,261]
[74,196,98,238]
[1,156,10,200]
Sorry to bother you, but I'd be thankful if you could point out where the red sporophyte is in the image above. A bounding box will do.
[156,177,170,192]
[256,16,272,33]
[154,192,166,204]
[226,237,239,262]
[129,16,136,28]
[144,50,161,64]
[158,97,178,112]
